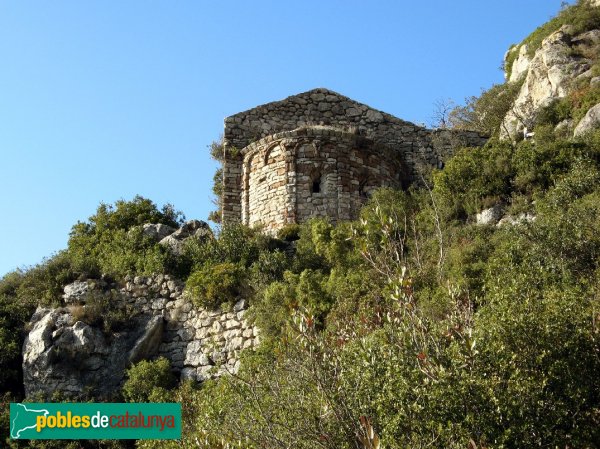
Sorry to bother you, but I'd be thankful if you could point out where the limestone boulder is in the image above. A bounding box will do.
[142,223,176,241]
[62,279,109,304]
[63,281,90,304]
[502,25,592,139]
[23,308,164,398]
[497,212,536,227]
[505,44,531,82]
[574,103,600,136]
[476,204,505,226]
[159,220,212,255]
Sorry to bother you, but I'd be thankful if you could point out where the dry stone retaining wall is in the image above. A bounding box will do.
[23,275,259,397]
[122,274,259,382]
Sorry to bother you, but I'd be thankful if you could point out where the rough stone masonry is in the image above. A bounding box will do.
[23,272,258,397]
[221,88,488,232]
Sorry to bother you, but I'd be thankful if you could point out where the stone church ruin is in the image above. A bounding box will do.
[221,88,487,232]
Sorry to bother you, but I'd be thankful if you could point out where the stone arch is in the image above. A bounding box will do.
[263,141,281,166]
[242,141,288,230]
[358,176,369,199]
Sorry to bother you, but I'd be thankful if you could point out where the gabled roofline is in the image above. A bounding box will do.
[225,87,419,129]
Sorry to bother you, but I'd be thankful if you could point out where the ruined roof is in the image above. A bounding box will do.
[227,88,414,124]
[223,88,423,151]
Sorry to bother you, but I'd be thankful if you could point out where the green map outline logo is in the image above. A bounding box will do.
[9,403,181,440]
[11,403,50,439]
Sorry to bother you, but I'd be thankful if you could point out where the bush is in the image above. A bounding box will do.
[123,357,175,403]
[433,143,514,217]
[12,251,77,307]
[520,1,600,59]
[67,196,183,278]
[0,292,33,394]
[249,250,289,290]
[69,292,134,335]
[182,223,273,273]
[536,98,572,127]
[512,137,591,193]
[186,262,244,309]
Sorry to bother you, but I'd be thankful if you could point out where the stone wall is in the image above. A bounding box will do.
[122,274,258,381]
[222,88,488,225]
[23,275,259,397]
[240,127,404,232]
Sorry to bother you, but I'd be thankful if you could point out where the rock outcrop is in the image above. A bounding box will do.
[574,102,600,135]
[23,309,163,397]
[475,204,505,226]
[142,223,176,241]
[474,203,536,227]
[502,25,595,139]
[505,44,531,83]
[501,2,600,140]
[158,219,212,255]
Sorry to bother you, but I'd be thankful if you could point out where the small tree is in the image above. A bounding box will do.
[430,98,456,129]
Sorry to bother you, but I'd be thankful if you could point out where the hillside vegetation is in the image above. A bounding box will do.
[2,125,600,448]
[2,2,600,448]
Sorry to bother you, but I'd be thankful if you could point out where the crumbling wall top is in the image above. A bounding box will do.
[223,88,425,151]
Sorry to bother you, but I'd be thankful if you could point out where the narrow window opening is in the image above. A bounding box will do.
[311,174,322,194]
[312,180,321,193]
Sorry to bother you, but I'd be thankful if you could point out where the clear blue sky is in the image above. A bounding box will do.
[0,1,569,276]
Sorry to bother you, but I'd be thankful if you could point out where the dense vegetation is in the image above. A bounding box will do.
[2,124,600,448]
[152,128,600,449]
[3,3,600,447]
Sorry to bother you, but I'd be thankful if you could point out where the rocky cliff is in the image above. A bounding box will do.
[501,0,600,138]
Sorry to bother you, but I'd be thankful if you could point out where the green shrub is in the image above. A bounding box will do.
[520,1,600,58]
[12,251,77,307]
[503,44,519,79]
[69,292,134,335]
[433,143,514,217]
[186,262,244,309]
[0,292,33,394]
[536,98,572,127]
[249,250,289,290]
[123,357,175,403]
[474,285,600,447]
[182,223,273,272]
[570,84,600,124]
[449,81,522,136]
[512,137,590,193]
[290,222,329,273]
[68,196,183,278]
[247,279,296,339]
